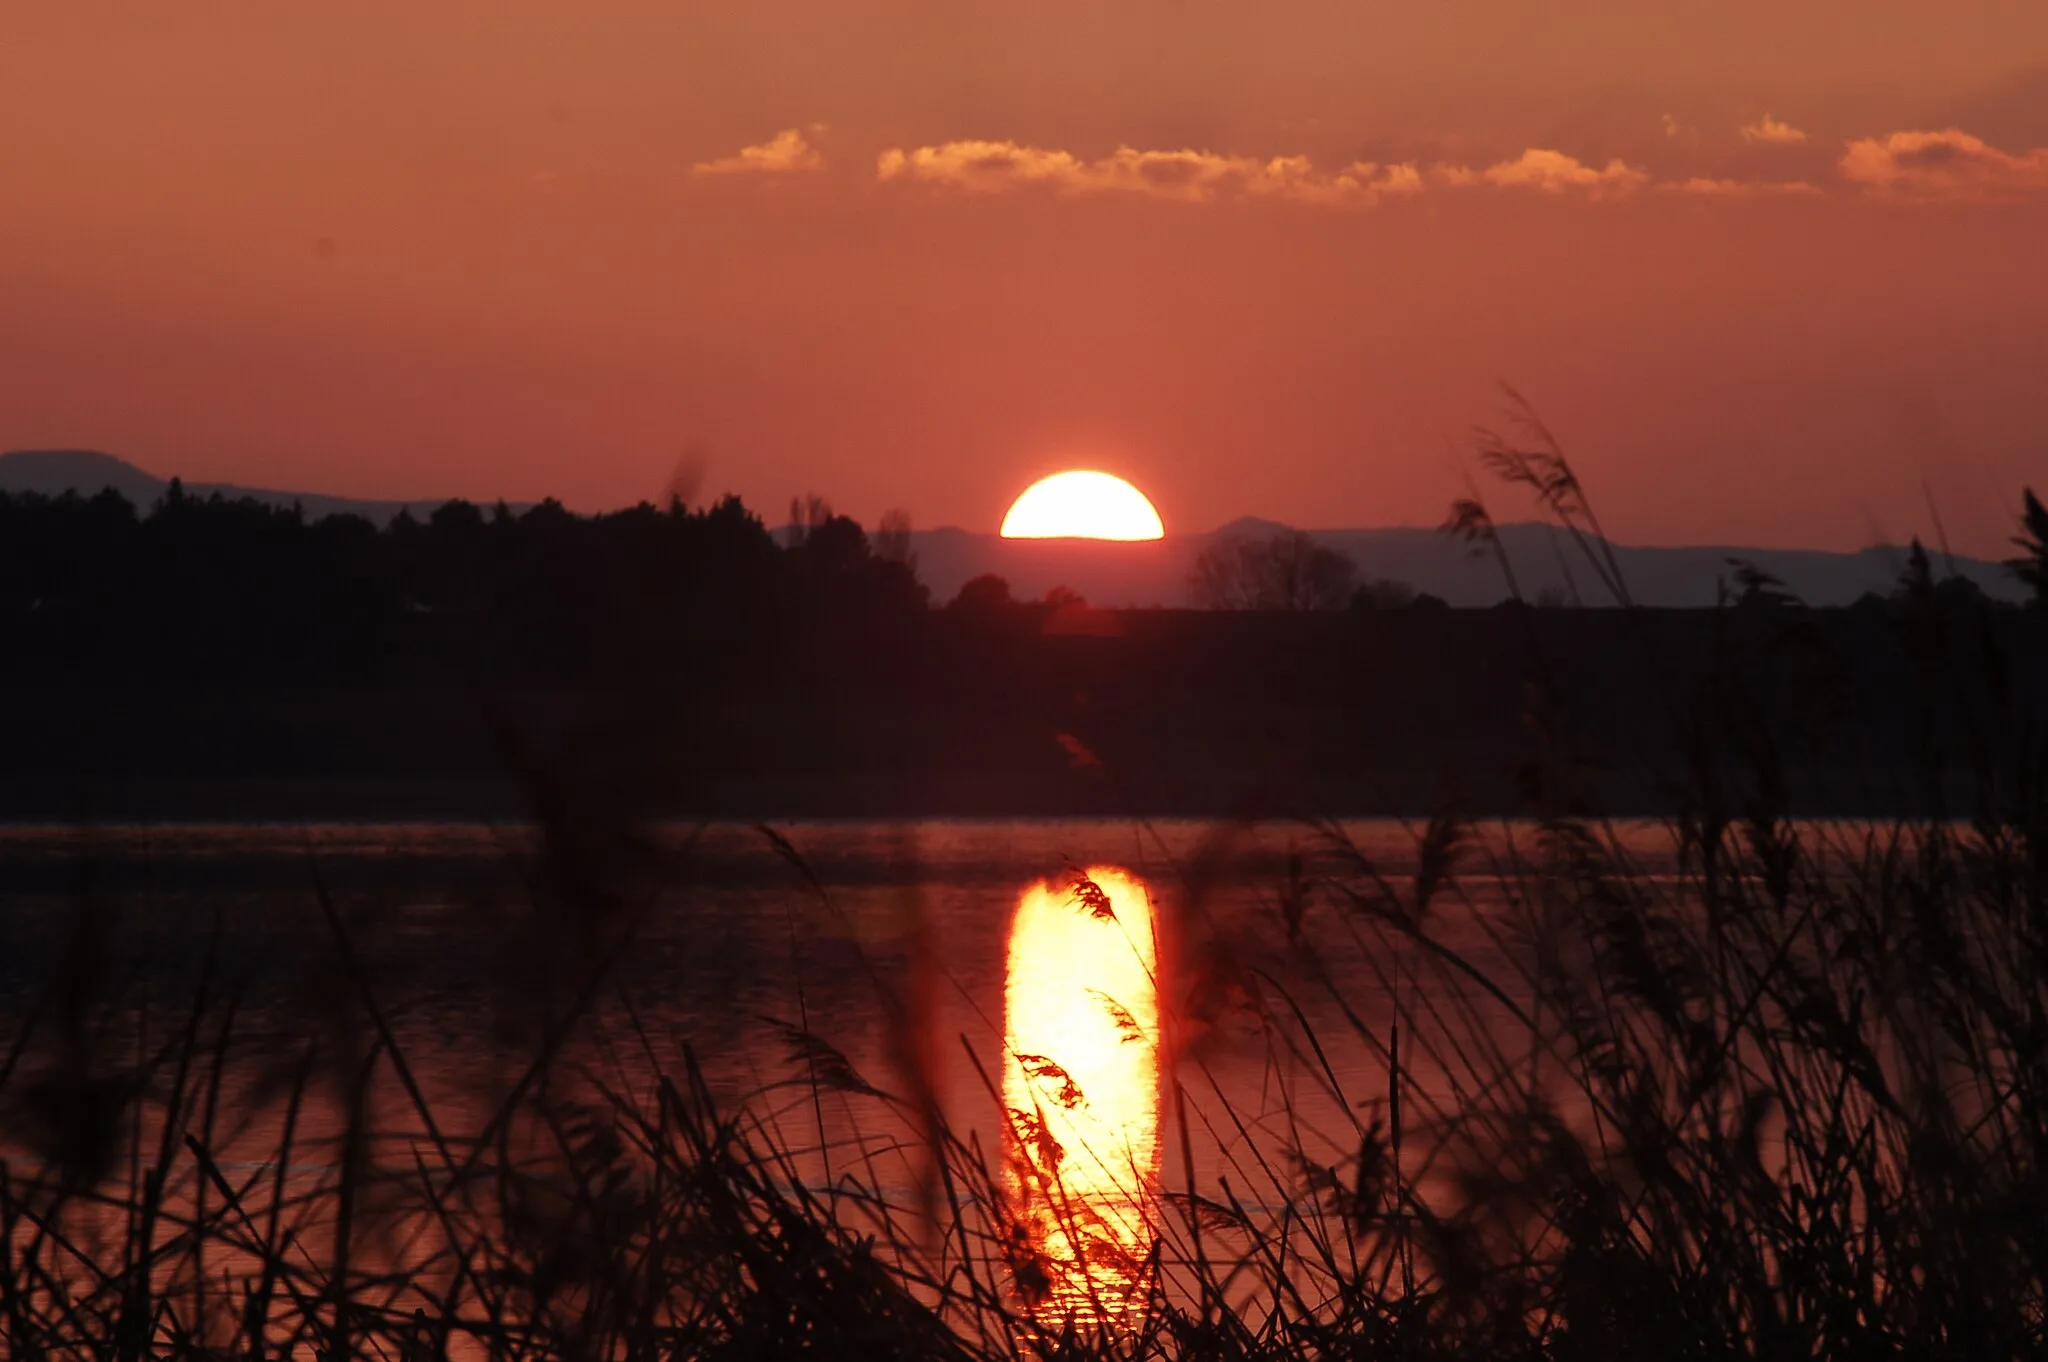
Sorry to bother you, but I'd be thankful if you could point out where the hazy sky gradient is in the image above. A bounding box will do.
[5,3,2046,553]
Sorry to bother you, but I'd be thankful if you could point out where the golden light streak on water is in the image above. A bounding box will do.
[1001,866,1161,1323]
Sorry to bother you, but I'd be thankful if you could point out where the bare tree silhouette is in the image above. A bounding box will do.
[1189,527,1355,610]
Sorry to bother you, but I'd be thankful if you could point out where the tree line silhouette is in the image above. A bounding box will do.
[0,481,1467,685]
[0,478,2043,817]
[0,482,930,681]
[2,478,2043,680]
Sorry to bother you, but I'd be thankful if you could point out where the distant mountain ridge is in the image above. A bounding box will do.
[905,518,2026,610]
[3,448,2025,609]
[0,448,480,526]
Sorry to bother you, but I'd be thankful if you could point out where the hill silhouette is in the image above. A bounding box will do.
[0,448,498,526]
[905,519,2026,609]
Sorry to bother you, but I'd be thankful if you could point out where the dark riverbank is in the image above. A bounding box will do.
[4,604,2040,820]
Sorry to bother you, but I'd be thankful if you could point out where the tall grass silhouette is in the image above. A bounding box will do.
[0,417,2043,1357]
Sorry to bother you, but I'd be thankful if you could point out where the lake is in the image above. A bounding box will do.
[0,814,1804,1325]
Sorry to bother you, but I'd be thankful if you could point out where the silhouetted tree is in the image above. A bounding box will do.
[792,514,871,577]
[1894,537,1935,602]
[784,494,834,550]
[1887,537,1991,610]
[0,482,942,681]
[786,512,929,620]
[1189,529,1355,610]
[2011,487,2048,607]
[1728,559,1800,612]
[430,499,487,535]
[873,509,916,572]
[948,575,1013,612]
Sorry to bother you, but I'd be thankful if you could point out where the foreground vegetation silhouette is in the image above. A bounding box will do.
[2,417,2047,1355]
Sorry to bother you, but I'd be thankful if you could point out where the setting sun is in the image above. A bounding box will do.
[999,471,1165,541]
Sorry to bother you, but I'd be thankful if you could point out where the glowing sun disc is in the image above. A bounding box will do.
[1000,471,1164,541]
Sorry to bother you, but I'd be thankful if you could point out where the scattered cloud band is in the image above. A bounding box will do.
[1741,114,1808,145]
[1440,148,1648,198]
[690,126,2048,209]
[876,140,1423,206]
[694,128,825,176]
[1840,128,2048,202]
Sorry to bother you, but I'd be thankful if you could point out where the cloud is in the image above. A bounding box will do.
[876,139,1421,206]
[1664,176,1821,198]
[876,140,1089,192]
[1441,148,1649,199]
[856,128,2048,210]
[1840,128,2048,202]
[693,128,825,176]
[1740,114,1807,145]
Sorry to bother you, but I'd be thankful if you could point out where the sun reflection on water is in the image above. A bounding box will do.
[1002,866,1161,1324]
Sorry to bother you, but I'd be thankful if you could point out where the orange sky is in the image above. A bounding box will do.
[4,3,2046,553]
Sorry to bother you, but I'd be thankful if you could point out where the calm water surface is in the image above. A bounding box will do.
[0,816,1707,1318]
[0,815,1695,1133]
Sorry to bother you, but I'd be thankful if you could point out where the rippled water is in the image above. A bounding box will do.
[0,814,1694,1131]
[0,816,1704,1323]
